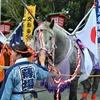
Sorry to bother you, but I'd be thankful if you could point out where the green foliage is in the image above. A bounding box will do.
[34,0,51,21]
[1,0,24,25]
[64,0,89,31]
[66,1,80,27]
[1,0,94,31]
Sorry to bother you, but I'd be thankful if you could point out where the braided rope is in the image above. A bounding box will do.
[49,44,81,100]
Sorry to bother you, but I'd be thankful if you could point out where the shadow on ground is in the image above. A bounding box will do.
[35,81,100,100]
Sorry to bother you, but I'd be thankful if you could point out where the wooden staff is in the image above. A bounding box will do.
[0,66,10,71]
[61,74,100,77]
[48,62,100,77]
[20,0,38,22]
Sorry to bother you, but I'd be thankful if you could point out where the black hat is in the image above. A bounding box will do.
[12,43,32,57]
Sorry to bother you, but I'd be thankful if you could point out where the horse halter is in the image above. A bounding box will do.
[34,27,55,62]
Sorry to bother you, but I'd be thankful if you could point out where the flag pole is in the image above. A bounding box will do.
[20,0,37,22]
[72,5,95,35]
[8,21,23,41]
[0,31,7,43]
[0,0,1,24]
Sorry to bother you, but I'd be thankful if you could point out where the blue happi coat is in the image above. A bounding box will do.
[0,58,48,100]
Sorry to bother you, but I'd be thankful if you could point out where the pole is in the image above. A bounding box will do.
[0,0,1,24]
[20,0,37,22]
[7,21,23,41]
[72,5,95,35]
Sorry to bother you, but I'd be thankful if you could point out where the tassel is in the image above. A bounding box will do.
[82,92,88,98]
[91,94,96,100]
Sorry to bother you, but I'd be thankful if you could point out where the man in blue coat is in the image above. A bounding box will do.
[0,43,53,100]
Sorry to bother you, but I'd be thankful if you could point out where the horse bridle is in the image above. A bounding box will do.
[34,27,55,64]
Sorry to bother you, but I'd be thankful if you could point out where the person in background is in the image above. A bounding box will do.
[0,43,57,100]
[0,41,13,88]
[0,41,4,88]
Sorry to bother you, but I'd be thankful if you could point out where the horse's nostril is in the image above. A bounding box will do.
[45,42,47,44]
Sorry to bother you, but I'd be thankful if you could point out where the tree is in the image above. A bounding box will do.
[1,0,24,26]
[63,0,88,31]
[1,0,94,30]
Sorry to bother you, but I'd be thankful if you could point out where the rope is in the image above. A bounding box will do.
[61,74,100,77]
[48,44,81,100]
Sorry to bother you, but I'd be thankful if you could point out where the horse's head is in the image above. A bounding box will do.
[33,20,55,64]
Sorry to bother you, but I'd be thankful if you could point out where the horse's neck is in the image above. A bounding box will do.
[53,25,73,64]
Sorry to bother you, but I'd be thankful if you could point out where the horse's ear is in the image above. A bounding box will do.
[49,19,54,29]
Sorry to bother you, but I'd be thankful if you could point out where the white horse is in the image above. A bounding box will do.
[26,20,100,100]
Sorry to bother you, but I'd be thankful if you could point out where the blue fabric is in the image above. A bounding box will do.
[10,23,24,49]
[0,61,48,100]
[0,62,29,98]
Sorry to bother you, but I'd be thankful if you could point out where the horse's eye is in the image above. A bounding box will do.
[37,29,43,33]
[37,30,39,33]
[49,37,52,40]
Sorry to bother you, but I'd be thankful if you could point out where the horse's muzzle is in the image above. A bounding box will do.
[38,49,47,56]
